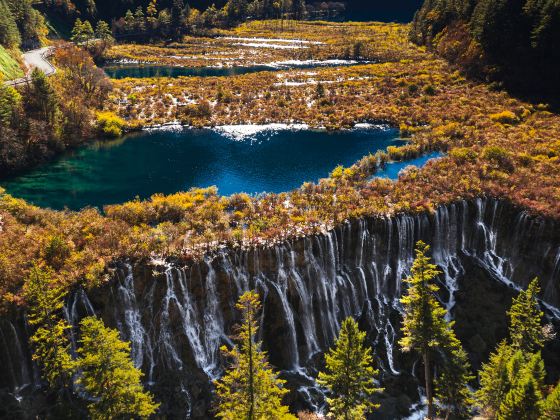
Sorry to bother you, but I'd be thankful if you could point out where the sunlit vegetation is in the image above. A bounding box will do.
[105,20,421,67]
[0,44,111,174]
[1,21,560,315]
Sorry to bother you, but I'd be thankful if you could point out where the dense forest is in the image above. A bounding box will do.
[410,0,560,104]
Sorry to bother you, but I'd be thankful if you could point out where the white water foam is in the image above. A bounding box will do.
[213,123,309,141]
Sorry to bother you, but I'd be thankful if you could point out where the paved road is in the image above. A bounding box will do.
[5,47,55,86]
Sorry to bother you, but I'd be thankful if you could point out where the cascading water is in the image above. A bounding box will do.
[1,198,559,418]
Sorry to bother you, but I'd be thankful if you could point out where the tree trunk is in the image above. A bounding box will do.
[423,351,434,419]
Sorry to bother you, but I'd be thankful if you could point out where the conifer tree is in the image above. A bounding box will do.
[71,18,94,44]
[94,20,113,42]
[399,241,449,419]
[477,279,548,417]
[214,291,295,420]
[543,381,560,418]
[0,84,21,126]
[28,68,59,126]
[0,0,21,48]
[435,341,474,419]
[76,316,159,419]
[22,263,74,390]
[497,351,545,420]
[476,341,515,417]
[317,317,383,420]
[508,278,544,353]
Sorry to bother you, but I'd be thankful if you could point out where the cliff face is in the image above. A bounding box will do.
[1,198,559,418]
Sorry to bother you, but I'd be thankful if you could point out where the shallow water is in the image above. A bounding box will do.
[0,127,440,211]
[103,60,359,79]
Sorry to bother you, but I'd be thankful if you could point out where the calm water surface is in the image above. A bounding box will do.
[103,61,360,79]
[2,127,415,210]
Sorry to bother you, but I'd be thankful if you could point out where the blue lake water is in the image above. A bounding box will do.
[0,127,441,211]
[375,152,445,179]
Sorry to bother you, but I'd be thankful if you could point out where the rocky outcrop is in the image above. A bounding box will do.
[1,198,559,418]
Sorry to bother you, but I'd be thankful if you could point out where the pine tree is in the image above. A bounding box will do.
[508,278,544,353]
[70,18,84,43]
[76,316,159,419]
[94,20,113,42]
[497,351,544,420]
[543,381,560,418]
[146,0,159,32]
[71,18,94,44]
[124,10,135,33]
[435,341,474,419]
[0,84,21,126]
[22,263,74,390]
[214,291,296,420]
[399,241,449,419]
[317,317,383,420]
[28,68,59,126]
[0,0,21,48]
[134,6,146,32]
[476,341,515,417]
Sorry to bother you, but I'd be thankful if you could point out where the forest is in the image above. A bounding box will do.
[410,0,560,105]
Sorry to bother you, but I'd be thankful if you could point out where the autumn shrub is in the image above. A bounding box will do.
[44,235,71,270]
[450,147,477,162]
[482,146,513,171]
[489,111,519,125]
[96,111,125,138]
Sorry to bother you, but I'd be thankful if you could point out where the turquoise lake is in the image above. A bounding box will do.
[0,127,441,211]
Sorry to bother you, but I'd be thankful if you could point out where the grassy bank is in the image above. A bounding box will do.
[0,46,23,80]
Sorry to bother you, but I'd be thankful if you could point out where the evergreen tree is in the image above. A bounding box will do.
[399,241,449,419]
[477,279,548,418]
[476,341,515,417]
[94,20,113,42]
[28,68,59,126]
[124,9,135,33]
[543,381,560,418]
[22,263,74,390]
[71,18,94,44]
[76,316,159,419]
[0,0,21,48]
[0,84,21,126]
[497,351,544,420]
[70,18,84,43]
[317,317,383,420]
[435,341,474,419]
[134,6,146,32]
[146,0,159,32]
[214,291,295,420]
[508,278,544,353]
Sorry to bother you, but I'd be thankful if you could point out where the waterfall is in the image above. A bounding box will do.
[1,198,559,418]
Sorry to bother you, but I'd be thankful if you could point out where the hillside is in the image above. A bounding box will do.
[410,0,560,105]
